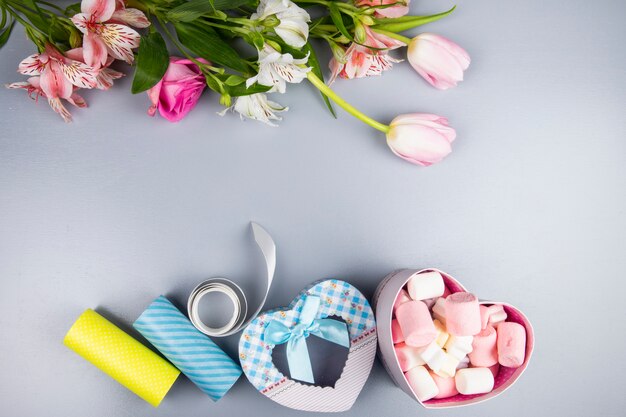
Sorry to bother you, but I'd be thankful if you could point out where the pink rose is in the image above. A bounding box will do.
[407,33,470,90]
[147,57,208,122]
[386,113,456,166]
[356,0,409,18]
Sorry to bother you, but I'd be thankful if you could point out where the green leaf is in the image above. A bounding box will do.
[175,22,249,73]
[304,41,336,118]
[167,0,254,22]
[65,3,81,15]
[131,31,170,94]
[372,6,456,32]
[224,75,246,86]
[328,3,353,41]
[0,20,15,49]
[227,81,272,97]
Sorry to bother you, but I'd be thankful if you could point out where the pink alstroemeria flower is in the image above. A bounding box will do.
[329,26,405,83]
[110,0,151,28]
[356,0,409,18]
[71,0,148,68]
[18,44,98,91]
[6,76,87,123]
[66,47,125,90]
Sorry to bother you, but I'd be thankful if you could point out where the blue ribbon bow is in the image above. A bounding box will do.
[263,295,350,384]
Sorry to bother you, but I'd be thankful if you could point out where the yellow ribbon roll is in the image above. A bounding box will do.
[64,309,180,407]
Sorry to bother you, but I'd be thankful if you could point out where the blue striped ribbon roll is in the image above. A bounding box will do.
[133,296,242,401]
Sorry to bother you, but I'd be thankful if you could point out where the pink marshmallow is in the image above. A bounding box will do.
[497,322,526,368]
[422,297,437,309]
[395,342,425,372]
[487,304,507,327]
[393,289,412,316]
[469,325,498,367]
[479,305,490,329]
[396,300,438,347]
[431,372,458,399]
[392,319,405,344]
[444,292,482,336]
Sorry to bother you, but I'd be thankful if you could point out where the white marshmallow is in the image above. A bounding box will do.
[420,340,447,372]
[433,319,449,347]
[434,353,460,378]
[456,356,470,369]
[407,271,445,301]
[444,335,473,360]
[432,297,447,324]
[405,366,439,402]
[455,367,494,395]
[395,343,426,372]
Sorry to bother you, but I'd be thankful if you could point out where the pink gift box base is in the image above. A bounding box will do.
[372,268,534,408]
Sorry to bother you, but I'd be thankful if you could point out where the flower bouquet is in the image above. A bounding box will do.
[1,0,470,166]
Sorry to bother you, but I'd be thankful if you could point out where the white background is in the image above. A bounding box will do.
[1,0,624,416]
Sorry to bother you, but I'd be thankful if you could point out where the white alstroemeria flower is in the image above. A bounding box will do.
[246,45,311,94]
[221,93,287,126]
[253,0,310,48]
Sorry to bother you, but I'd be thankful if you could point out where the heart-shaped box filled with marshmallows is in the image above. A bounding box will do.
[238,279,377,412]
[373,268,534,408]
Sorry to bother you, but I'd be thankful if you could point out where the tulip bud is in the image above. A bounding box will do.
[386,113,456,166]
[407,33,470,90]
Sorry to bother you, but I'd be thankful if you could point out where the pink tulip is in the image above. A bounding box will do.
[356,0,409,18]
[386,113,456,166]
[407,33,470,90]
[147,57,208,122]
[329,26,405,83]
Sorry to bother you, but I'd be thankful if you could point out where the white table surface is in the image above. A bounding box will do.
[1,0,624,416]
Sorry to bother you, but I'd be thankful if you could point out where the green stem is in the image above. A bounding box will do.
[306,71,389,133]
[372,28,411,45]
[197,18,248,35]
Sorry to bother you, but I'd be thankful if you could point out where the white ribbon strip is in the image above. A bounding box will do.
[187,222,276,337]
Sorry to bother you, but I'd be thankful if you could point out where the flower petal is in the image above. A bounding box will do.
[81,0,116,22]
[71,13,90,33]
[96,67,125,90]
[18,54,44,75]
[100,23,140,64]
[110,8,151,28]
[59,59,99,89]
[39,61,73,100]
[67,92,88,108]
[83,31,109,68]
[48,97,73,122]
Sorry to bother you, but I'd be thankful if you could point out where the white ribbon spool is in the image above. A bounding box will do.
[187,222,276,337]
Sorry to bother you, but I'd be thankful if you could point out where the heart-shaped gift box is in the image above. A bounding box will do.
[238,279,377,412]
[373,268,534,408]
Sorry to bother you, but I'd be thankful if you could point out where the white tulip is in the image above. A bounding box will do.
[253,0,310,48]
[246,45,311,94]
[221,93,288,126]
